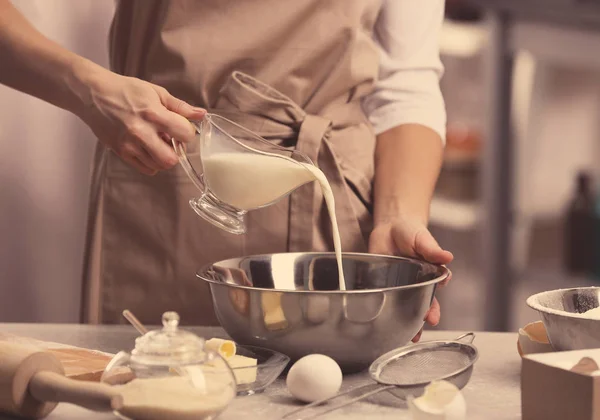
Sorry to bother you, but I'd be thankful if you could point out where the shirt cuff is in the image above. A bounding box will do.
[366,102,447,145]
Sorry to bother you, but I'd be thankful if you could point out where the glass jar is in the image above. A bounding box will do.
[101,312,236,420]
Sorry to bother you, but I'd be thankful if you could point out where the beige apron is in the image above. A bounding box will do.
[81,0,383,325]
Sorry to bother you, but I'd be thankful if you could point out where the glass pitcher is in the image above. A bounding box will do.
[172,114,316,234]
[101,312,236,420]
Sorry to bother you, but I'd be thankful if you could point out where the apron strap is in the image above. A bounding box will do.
[288,114,330,251]
[216,71,366,252]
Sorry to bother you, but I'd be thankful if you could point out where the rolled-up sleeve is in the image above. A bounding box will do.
[362,0,446,143]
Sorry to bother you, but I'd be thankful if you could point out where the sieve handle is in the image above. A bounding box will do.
[280,384,395,420]
[455,332,476,344]
[280,385,371,419]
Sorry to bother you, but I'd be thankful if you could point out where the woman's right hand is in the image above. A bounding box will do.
[76,66,205,175]
[0,1,202,175]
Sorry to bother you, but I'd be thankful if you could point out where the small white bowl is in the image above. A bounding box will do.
[526,287,600,352]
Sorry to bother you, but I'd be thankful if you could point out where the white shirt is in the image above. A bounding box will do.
[363,0,446,143]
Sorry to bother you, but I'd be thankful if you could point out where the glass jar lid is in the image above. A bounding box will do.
[131,311,206,365]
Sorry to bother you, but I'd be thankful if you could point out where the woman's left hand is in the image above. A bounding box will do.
[368,215,453,342]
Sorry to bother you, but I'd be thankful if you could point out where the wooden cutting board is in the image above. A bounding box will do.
[0,333,113,382]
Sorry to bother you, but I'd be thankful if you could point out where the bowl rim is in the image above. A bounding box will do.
[526,286,600,319]
[231,344,290,370]
[196,251,450,294]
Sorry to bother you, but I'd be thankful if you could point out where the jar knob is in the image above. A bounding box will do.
[162,311,180,330]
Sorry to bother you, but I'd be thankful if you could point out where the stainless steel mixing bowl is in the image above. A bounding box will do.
[527,287,600,351]
[197,252,449,372]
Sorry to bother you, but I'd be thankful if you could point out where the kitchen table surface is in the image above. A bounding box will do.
[0,324,522,420]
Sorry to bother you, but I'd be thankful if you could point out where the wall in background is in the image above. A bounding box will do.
[0,1,114,322]
[526,66,600,220]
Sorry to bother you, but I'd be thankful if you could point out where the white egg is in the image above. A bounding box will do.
[408,381,466,420]
[286,354,343,403]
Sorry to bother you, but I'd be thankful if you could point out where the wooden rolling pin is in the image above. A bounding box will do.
[0,342,123,419]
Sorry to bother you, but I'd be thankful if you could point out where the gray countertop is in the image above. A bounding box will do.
[0,324,521,420]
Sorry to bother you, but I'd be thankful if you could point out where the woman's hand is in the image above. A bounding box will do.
[76,66,206,175]
[369,214,453,342]
[0,2,204,175]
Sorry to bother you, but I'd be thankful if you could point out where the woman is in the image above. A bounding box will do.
[0,0,452,338]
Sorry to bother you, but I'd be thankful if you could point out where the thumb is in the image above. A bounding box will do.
[412,229,454,265]
[368,226,396,255]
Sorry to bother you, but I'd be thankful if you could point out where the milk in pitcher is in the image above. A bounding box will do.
[202,153,346,290]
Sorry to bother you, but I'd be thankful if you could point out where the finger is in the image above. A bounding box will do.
[386,224,421,258]
[144,107,198,144]
[121,154,158,176]
[118,140,162,172]
[413,229,454,264]
[155,87,206,120]
[411,328,423,343]
[114,141,160,174]
[439,268,452,288]
[142,134,180,169]
[135,147,163,172]
[413,297,441,343]
[130,125,180,169]
[424,297,441,327]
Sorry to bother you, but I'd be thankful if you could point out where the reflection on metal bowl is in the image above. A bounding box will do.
[198,252,449,372]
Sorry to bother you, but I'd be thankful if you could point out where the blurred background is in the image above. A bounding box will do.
[0,1,115,322]
[2,0,600,331]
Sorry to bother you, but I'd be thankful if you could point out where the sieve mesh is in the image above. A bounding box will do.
[375,345,474,386]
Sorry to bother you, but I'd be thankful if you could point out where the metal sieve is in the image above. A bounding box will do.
[282,333,478,420]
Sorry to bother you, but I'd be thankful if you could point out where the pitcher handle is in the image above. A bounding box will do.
[171,121,206,194]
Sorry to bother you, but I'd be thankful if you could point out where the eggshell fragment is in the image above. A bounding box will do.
[205,338,236,359]
[517,321,553,357]
[408,380,466,420]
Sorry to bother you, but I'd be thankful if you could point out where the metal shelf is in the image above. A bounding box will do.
[435,19,486,231]
[429,196,479,230]
[440,19,487,57]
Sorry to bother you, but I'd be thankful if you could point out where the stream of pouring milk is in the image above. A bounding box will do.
[203,153,346,291]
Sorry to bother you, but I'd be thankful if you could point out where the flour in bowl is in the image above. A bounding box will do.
[583,306,600,319]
